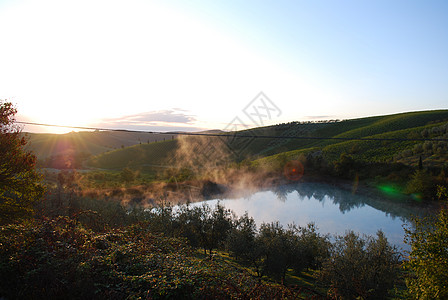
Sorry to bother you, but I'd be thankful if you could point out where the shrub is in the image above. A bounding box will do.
[0,217,298,299]
[403,187,448,299]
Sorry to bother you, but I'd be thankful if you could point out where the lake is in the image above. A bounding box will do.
[188,182,437,252]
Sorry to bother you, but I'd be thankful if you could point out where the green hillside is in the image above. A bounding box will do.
[25,130,177,161]
[88,139,178,170]
[86,110,448,172]
[254,110,448,156]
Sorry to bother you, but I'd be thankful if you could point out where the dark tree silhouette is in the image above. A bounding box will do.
[0,101,44,224]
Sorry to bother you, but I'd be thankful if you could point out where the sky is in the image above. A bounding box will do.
[0,0,447,133]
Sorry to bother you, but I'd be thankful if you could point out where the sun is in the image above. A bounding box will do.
[21,105,97,134]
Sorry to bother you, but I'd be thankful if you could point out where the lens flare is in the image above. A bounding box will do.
[377,184,408,200]
[284,160,304,181]
[411,193,423,202]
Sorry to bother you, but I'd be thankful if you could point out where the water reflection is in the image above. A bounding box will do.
[194,182,437,252]
[266,182,433,220]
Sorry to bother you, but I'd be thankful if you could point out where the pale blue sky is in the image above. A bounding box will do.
[180,0,448,105]
[0,0,447,133]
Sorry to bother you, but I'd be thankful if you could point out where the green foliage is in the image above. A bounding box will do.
[79,170,156,189]
[2,175,407,299]
[0,217,298,299]
[292,223,331,272]
[333,153,357,178]
[36,189,133,230]
[165,167,195,183]
[146,205,332,286]
[147,203,234,255]
[333,111,448,140]
[226,213,263,274]
[208,203,234,252]
[175,205,206,248]
[146,205,176,236]
[257,222,330,284]
[0,101,45,224]
[319,231,400,299]
[258,222,297,282]
[403,187,448,299]
[406,169,435,200]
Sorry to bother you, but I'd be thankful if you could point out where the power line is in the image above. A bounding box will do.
[16,121,448,142]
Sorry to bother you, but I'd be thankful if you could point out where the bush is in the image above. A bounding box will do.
[403,187,448,299]
[0,217,298,299]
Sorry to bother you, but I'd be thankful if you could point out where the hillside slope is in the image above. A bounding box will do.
[25,131,177,161]
[88,139,178,170]
[86,110,448,171]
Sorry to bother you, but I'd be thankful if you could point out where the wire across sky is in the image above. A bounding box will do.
[16,121,448,142]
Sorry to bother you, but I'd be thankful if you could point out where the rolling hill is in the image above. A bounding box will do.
[25,131,176,160]
[84,110,448,172]
[23,130,178,168]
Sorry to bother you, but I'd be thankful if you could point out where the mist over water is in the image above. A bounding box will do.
[188,182,437,252]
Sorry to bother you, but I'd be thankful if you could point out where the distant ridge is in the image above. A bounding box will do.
[25,110,448,170]
[86,110,448,170]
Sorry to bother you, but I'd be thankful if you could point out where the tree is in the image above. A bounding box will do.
[174,203,233,255]
[403,186,448,299]
[176,204,203,248]
[406,169,434,200]
[292,223,330,272]
[208,202,233,252]
[258,222,298,284]
[319,231,400,299]
[0,101,45,224]
[333,153,357,178]
[226,213,263,276]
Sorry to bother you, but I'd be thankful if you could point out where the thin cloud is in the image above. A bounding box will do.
[95,109,204,132]
[104,109,196,124]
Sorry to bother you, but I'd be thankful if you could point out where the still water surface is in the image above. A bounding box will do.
[191,182,436,252]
